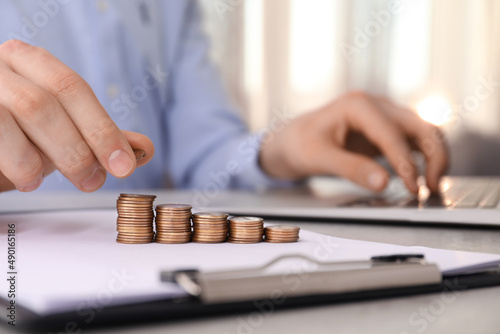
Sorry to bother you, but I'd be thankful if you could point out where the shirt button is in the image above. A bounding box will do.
[96,0,108,12]
[107,85,119,99]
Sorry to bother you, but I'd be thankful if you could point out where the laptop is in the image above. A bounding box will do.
[205,176,500,226]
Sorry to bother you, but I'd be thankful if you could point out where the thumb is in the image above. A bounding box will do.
[121,130,155,168]
[325,148,389,192]
[0,172,15,192]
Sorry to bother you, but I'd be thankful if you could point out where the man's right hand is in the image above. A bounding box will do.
[0,40,154,193]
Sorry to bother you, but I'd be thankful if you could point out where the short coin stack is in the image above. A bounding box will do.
[116,194,156,244]
[264,225,300,243]
[192,212,229,243]
[228,216,264,243]
[155,204,193,244]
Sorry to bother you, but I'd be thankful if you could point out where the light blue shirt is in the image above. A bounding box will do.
[1,0,285,191]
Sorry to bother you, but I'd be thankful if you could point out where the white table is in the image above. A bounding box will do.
[2,190,500,334]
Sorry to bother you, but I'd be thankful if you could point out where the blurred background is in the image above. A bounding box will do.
[198,0,500,176]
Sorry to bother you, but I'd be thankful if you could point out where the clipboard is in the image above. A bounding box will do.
[163,254,442,304]
[12,254,500,332]
[2,209,500,331]
[160,254,500,305]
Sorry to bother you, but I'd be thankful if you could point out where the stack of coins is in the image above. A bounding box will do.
[264,225,300,243]
[192,212,229,243]
[227,216,264,244]
[116,194,156,244]
[155,204,193,244]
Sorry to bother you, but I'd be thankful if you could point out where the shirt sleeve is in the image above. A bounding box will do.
[165,2,293,190]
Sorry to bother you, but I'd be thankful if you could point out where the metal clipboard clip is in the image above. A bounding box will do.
[161,254,442,304]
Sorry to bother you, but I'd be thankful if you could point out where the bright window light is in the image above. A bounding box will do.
[416,96,454,126]
[290,0,336,94]
[388,0,432,99]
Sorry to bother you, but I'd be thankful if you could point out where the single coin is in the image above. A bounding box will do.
[155,222,192,226]
[191,239,226,244]
[133,148,146,161]
[117,218,154,223]
[229,224,263,228]
[192,212,229,219]
[117,201,154,206]
[117,198,154,203]
[117,226,154,232]
[156,203,192,210]
[227,239,262,244]
[117,212,154,217]
[155,222,192,227]
[155,236,191,240]
[155,240,190,244]
[117,232,155,237]
[229,216,264,223]
[264,238,299,243]
[156,228,192,233]
[156,217,191,221]
[117,224,154,228]
[192,234,222,237]
[191,232,227,237]
[155,235,191,240]
[265,225,300,232]
[230,227,264,232]
[119,193,156,199]
[116,239,154,244]
[117,201,155,206]
[156,231,192,236]
[155,235,191,239]
[155,211,192,216]
[116,239,153,244]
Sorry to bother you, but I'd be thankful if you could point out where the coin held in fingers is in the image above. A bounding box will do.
[133,148,146,161]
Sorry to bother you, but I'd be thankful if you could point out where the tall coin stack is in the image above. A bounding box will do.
[116,194,156,244]
[264,225,300,243]
[192,212,229,243]
[155,204,193,244]
[227,216,264,244]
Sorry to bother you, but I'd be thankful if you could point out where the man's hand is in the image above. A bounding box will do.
[0,40,154,193]
[259,91,448,193]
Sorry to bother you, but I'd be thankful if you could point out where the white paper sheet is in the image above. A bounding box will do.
[0,209,499,317]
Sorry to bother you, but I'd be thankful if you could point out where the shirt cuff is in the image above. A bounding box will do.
[233,132,298,191]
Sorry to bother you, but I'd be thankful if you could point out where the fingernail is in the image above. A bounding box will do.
[81,166,106,192]
[108,149,134,177]
[368,172,387,191]
[20,174,44,192]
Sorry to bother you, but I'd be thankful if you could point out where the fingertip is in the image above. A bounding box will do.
[367,171,389,192]
[425,157,447,193]
[80,166,107,192]
[17,174,44,192]
[121,130,154,167]
[425,172,441,194]
[108,149,136,178]
[403,176,419,194]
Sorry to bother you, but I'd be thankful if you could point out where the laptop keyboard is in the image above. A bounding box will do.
[436,178,500,208]
[340,178,500,209]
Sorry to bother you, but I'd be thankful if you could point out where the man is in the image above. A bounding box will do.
[0,0,447,194]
